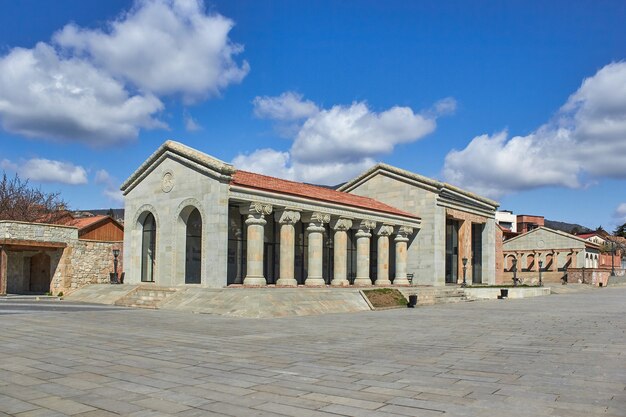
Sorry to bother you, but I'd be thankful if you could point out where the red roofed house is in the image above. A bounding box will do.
[72,215,124,241]
[120,141,498,288]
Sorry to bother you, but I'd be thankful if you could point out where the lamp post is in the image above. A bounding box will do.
[512,258,518,287]
[610,241,616,277]
[113,249,120,284]
[538,260,543,287]
[461,257,468,287]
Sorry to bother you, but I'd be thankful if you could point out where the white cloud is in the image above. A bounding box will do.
[183,111,202,132]
[2,158,88,185]
[94,169,124,203]
[237,92,451,184]
[614,203,626,223]
[54,0,249,102]
[292,102,437,165]
[443,61,626,199]
[0,0,247,145]
[94,169,111,184]
[253,92,319,120]
[0,43,164,145]
[233,149,294,179]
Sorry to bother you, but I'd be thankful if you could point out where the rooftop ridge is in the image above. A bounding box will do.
[231,170,420,220]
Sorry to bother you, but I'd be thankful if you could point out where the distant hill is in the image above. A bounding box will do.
[545,219,592,235]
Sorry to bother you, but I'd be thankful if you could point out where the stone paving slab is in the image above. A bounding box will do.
[1,288,626,416]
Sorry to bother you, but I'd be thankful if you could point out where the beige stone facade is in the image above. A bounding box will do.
[338,164,499,286]
[121,141,499,289]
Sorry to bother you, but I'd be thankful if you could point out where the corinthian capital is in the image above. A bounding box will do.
[358,219,376,231]
[396,226,414,238]
[302,211,330,226]
[240,202,273,216]
[275,209,301,224]
[375,224,394,236]
[331,217,353,231]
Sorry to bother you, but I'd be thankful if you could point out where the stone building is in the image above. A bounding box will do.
[338,164,499,286]
[502,226,601,284]
[0,221,123,295]
[121,141,499,288]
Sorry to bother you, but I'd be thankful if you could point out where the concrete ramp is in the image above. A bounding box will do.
[159,287,371,318]
[65,284,138,305]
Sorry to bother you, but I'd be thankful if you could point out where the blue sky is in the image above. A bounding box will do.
[1,0,625,229]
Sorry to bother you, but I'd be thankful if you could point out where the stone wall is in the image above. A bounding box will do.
[61,240,124,293]
[0,221,78,242]
[567,268,625,287]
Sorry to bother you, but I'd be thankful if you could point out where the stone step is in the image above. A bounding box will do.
[114,286,178,309]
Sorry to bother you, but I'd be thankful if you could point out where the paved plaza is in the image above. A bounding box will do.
[1,288,625,417]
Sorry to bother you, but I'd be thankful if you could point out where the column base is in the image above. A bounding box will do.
[375,279,392,286]
[353,277,372,286]
[330,279,350,287]
[276,278,297,287]
[243,276,267,286]
[393,277,410,286]
[305,277,326,286]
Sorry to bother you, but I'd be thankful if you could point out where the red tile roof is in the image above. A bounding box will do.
[231,171,419,219]
[72,215,110,230]
[576,232,598,239]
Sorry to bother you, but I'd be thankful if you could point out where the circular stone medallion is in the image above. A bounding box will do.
[161,171,174,193]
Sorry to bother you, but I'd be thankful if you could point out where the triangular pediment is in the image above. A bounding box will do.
[121,140,235,194]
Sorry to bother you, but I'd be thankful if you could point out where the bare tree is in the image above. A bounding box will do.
[0,171,70,223]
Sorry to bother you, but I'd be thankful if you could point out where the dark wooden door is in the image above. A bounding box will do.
[30,253,51,293]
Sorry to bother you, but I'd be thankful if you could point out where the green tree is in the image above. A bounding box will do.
[614,223,626,238]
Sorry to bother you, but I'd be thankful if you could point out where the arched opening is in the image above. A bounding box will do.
[185,208,202,284]
[141,213,156,282]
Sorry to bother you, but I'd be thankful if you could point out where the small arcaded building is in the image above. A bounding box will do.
[502,227,601,284]
[122,141,499,288]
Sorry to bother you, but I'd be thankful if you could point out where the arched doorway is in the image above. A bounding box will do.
[185,208,202,284]
[141,213,156,282]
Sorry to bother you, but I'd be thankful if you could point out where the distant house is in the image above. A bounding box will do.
[72,215,124,241]
[576,231,606,246]
[516,214,545,234]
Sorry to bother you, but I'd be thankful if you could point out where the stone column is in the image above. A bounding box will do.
[375,225,394,286]
[354,220,376,286]
[275,209,301,286]
[241,203,272,286]
[551,251,558,271]
[303,212,330,286]
[457,220,472,283]
[394,226,414,285]
[330,218,353,286]
[0,245,7,296]
[232,228,244,284]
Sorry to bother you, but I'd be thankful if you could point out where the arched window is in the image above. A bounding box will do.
[185,208,202,284]
[141,213,156,282]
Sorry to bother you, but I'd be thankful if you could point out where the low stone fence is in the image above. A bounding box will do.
[464,286,551,300]
[567,268,625,287]
[500,271,565,285]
